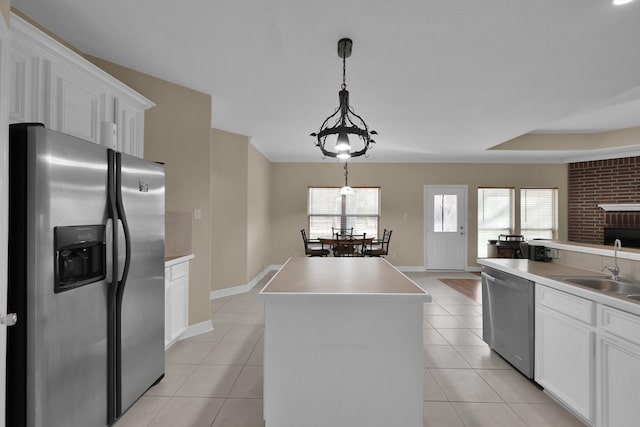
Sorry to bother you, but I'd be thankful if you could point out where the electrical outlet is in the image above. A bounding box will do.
[194,209,202,220]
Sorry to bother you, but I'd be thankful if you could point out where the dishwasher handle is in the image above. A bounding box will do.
[482,271,531,291]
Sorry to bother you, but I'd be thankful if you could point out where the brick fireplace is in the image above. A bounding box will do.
[569,156,640,244]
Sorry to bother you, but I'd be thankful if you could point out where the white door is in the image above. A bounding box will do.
[425,185,467,270]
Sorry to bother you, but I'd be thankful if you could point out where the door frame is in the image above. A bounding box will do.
[424,185,468,270]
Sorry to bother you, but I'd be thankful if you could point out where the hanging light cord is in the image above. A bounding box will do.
[344,162,349,186]
[341,40,347,90]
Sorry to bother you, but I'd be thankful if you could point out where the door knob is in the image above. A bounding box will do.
[1,313,17,326]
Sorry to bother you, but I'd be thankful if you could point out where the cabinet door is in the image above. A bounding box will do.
[598,335,640,427]
[598,314,640,427]
[536,306,595,423]
[46,61,105,143]
[165,268,171,348]
[113,97,145,157]
[169,277,189,342]
[9,39,41,123]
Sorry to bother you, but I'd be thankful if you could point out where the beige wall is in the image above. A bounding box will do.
[2,1,9,26]
[247,144,272,279]
[270,162,568,268]
[86,55,213,326]
[211,129,249,290]
[210,129,272,291]
[494,126,640,150]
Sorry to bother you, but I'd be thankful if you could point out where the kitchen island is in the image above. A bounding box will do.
[259,257,431,427]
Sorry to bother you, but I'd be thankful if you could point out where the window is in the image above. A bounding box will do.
[520,188,558,240]
[308,187,380,238]
[478,188,514,257]
[433,194,458,232]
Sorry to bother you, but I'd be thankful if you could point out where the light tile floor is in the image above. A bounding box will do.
[114,271,586,427]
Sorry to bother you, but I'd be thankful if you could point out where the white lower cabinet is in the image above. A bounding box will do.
[165,258,191,348]
[597,306,640,427]
[535,284,596,425]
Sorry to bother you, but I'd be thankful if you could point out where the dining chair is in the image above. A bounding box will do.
[364,229,392,257]
[333,233,367,257]
[300,229,330,257]
[332,226,353,238]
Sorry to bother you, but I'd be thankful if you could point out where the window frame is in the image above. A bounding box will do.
[477,187,515,258]
[520,187,558,241]
[308,187,381,239]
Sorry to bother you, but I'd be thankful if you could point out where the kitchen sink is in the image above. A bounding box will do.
[550,276,640,296]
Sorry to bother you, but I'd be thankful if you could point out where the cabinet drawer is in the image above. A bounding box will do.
[170,262,188,281]
[600,305,640,346]
[536,285,595,325]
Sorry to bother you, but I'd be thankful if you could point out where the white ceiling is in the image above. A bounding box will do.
[11,0,640,163]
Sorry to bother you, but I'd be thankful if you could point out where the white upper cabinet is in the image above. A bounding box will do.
[45,59,104,143]
[9,13,154,157]
[115,96,144,158]
[9,33,42,123]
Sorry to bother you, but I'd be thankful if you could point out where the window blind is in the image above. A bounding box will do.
[521,188,558,240]
[478,188,514,257]
[308,187,380,238]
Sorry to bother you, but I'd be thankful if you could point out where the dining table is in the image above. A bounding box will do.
[318,235,374,256]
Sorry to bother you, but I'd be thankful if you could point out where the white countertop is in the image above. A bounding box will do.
[528,239,640,261]
[260,257,431,303]
[165,254,194,267]
[478,258,640,316]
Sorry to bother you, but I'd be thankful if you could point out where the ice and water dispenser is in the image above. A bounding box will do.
[54,225,106,293]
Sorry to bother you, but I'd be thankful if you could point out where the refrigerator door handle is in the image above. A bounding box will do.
[105,218,114,283]
[114,152,132,417]
[107,149,119,423]
[107,150,119,285]
[116,217,131,284]
[115,153,132,291]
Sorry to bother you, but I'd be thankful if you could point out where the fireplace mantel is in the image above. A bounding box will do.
[598,204,640,212]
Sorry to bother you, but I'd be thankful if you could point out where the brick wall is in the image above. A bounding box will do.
[569,156,640,244]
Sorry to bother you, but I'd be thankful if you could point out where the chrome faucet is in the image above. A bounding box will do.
[602,239,622,281]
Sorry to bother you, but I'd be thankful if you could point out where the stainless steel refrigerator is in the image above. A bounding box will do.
[7,123,165,426]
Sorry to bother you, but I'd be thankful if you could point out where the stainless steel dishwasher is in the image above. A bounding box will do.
[481,266,535,378]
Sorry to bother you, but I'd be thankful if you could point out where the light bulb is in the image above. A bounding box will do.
[335,133,351,151]
[337,151,351,160]
[613,0,634,5]
[339,185,355,195]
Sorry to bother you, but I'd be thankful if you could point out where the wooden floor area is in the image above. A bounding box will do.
[438,277,482,304]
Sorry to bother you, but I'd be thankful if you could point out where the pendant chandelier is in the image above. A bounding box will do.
[311,38,378,160]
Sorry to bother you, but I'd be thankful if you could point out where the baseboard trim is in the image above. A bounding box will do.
[210,264,282,300]
[397,266,426,272]
[398,266,482,273]
[179,320,214,341]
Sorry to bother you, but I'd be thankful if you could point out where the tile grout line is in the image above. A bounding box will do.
[208,290,260,427]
